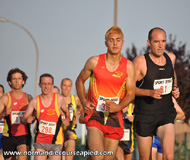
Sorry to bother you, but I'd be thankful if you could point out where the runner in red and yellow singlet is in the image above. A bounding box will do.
[35,93,63,145]
[76,26,135,160]
[0,68,33,160]
[21,73,70,160]
[86,54,128,132]
[3,92,30,137]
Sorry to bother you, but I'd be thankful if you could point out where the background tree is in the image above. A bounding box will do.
[125,34,190,122]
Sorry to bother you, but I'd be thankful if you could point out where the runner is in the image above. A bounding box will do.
[133,27,180,160]
[60,78,83,160]
[0,84,5,160]
[53,86,60,94]
[76,26,135,160]
[21,73,70,160]
[116,103,134,160]
[0,68,33,160]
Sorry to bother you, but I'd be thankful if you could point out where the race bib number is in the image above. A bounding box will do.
[39,120,56,135]
[11,111,25,124]
[69,108,74,121]
[153,78,173,95]
[0,123,4,133]
[96,95,119,113]
[121,129,130,141]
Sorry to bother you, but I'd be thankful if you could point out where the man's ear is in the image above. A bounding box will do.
[147,40,151,46]
[105,41,108,47]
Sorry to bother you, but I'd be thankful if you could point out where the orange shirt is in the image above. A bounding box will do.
[86,54,128,127]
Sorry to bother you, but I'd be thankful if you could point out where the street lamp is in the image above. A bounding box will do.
[114,0,118,26]
[0,17,39,96]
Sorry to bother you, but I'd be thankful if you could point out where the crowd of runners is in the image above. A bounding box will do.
[0,26,185,160]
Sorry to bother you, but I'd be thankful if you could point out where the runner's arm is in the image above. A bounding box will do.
[76,56,97,113]
[134,56,163,99]
[0,95,9,119]
[21,98,36,125]
[106,60,135,112]
[118,60,135,110]
[173,97,185,120]
[74,96,83,124]
[168,53,180,98]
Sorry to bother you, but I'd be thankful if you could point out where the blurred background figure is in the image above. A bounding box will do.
[0,84,5,160]
[116,103,134,160]
[60,78,83,160]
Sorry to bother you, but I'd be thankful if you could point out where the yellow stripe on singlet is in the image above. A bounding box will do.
[3,93,11,137]
[36,96,41,119]
[128,103,134,150]
[54,93,63,144]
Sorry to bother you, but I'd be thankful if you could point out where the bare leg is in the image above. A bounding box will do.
[157,123,175,160]
[124,153,133,160]
[104,137,119,160]
[116,146,124,160]
[49,154,62,160]
[17,144,29,160]
[62,153,66,160]
[34,148,47,160]
[152,147,158,160]
[0,149,4,160]
[136,134,152,160]
[87,127,104,160]
[157,153,163,160]
[64,140,75,160]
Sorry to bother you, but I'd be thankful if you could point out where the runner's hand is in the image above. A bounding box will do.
[172,86,180,98]
[27,116,36,124]
[105,100,120,113]
[149,89,163,99]
[82,101,95,114]
[5,107,13,116]
[62,117,70,126]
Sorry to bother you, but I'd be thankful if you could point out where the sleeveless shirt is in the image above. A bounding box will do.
[86,54,128,127]
[35,93,63,144]
[135,53,176,114]
[3,92,30,137]
[63,94,77,131]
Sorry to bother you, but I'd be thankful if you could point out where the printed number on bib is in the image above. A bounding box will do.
[96,95,119,113]
[39,120,56,135]
[0,123,4,133]
[121,129,130,141]
[153,78,173,95]
[11,111,25,124]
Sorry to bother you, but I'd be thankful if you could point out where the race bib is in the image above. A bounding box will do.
[0,123,4,133]
[39,120,56,135]
[69,109,74,121]
[11,111,25,124]
[153,78,173,95]
[121,129,130,141]
[96,95,119,113]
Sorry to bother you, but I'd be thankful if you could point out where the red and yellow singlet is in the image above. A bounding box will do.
[35,93,63,144]
[3,92,30,137]
[86,54,128,128]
